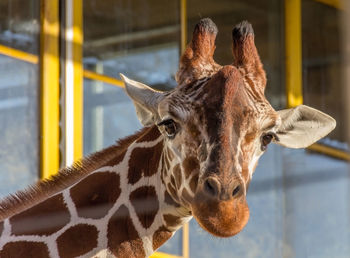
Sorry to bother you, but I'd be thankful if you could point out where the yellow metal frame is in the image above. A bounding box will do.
[0,45,38,64]
[308,144,350,161]
[72,0,84,162]
[285,0,303,108]
[151,252,182,258]
[83,70,124,88]
[285,0,350,161]
[40,0,60,179]
[182,222,189,258]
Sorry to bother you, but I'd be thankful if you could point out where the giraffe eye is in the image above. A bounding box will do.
[157,119,178,139]
[261,133,276,151]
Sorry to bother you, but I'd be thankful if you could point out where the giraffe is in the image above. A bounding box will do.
[0,19,335,258]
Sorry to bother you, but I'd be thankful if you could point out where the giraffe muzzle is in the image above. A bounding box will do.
[203,176,243,201]
[191,176,249,238]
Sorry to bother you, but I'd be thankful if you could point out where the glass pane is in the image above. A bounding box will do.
[302,0,347,149]
[0,0,39,54]
[0,0,39,198]
[83,0,180,89]
[83,79,141,155]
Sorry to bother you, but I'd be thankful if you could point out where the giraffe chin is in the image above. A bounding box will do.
[191,196,250,238]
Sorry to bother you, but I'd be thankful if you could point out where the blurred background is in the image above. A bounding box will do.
[0,0,349,257]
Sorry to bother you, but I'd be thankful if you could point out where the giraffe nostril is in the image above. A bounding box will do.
[204,177,220,197]
[232,186,241,197]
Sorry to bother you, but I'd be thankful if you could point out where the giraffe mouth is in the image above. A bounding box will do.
[191,193,250,238]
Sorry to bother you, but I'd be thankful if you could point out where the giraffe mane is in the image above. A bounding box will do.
[0,127,150,221]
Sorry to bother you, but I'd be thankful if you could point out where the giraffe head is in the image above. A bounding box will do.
[121,19,335,238]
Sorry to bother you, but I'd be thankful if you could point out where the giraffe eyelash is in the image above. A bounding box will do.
[260,132,279,151]
[157,119,179,139]
[157,119,175,127]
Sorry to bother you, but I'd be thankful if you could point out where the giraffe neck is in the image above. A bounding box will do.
[0,126,192,257]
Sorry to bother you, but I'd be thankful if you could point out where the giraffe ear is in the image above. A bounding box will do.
[120,74,165,126]
[274,105,336,149]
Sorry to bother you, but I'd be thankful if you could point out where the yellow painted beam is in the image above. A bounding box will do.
[150,252,182,258]
[73,0,83,162]
[308,143,350,161]
[40,0,60,179]
[182,223,189,258]
[83,70,125,88]
[285,0,303,108]
[0,45,38,64]
[314,0,343,10]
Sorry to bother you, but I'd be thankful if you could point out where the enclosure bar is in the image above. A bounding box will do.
[285,0,303,108]
[182,223,189,258]
[40,0,60,179]
[73,0,84,163]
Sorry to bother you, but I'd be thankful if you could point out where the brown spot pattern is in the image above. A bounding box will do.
[183,156,199,178]
[167,183,180,203]
[106,148,127,167]
[189,174,199,193]
[166,149,174,161]
[130,186,159,229]
[128,141,163,185]
[188,122,201,140]
[170,176,176,188]
[164,190,180,207]
[164,155,170,171]
[0,221,3,236]
[152,226,172,250]
[181,188,193,206]
[10,194,70,236]
[0,241,50,258]
[163,214,182,228]
[173,165,182,188]
[57,224,98,258]
[136,126,161,143]
[70,172,121,219]
[107,205,145,257]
